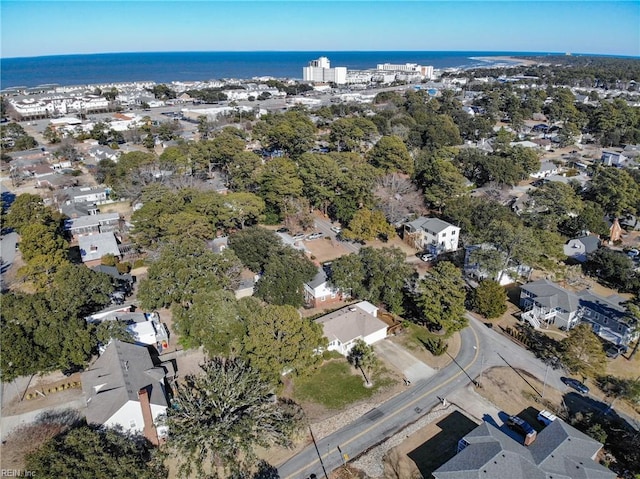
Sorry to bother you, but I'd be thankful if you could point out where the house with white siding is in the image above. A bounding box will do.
[315,301,388,356]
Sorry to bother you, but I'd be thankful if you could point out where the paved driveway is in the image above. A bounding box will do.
[374,338,435,383]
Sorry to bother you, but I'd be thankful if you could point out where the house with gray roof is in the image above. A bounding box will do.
[81,340,169,445]
[303,266,345,308]
[64,212,121,238]
[520,279,637,346]
[434,419,615,479]
[78,232,121,267]
[404,216,460,254]
[315,301,388,356]
[563,236,600,262]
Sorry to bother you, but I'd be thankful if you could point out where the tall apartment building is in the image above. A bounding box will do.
[303,57,347,85]
[376,63,434,79]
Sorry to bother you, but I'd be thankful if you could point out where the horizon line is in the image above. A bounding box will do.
[3,50,639,61]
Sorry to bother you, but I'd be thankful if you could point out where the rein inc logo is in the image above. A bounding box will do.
[1,471,35,477]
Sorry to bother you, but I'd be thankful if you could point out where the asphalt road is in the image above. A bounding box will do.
[278,325,481,479]
[277,315,569,479]
[313,217,360,254]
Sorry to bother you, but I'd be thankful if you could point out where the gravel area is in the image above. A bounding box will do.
[350,403,455,478]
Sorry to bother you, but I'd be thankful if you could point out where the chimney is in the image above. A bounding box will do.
[138,388,160,446]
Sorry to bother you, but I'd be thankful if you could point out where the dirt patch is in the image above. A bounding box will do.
[304,237,352,263]
[475,367,564,420]
[99,201,133,220]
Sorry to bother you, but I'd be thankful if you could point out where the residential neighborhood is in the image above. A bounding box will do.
[1,52,640,479]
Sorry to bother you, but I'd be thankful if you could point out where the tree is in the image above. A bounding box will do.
[228,227,284,272]
[255,250,317,307]
[329,117,378,152]
[331,247,413,315]
[4,193,62,234]
[561,324,607,379]
[297,152,342,214]
[342,208,396,242]
[172,289,244,356]
[584,248,638,292]
[415,151,468,212]
[254,110,316,158]
[471,279,507,319]
[256,157,303,218]
[347,339,377,386]
[138,240,242,309]
[26,424,165,479]
[587,166,640,219]
[227,151,262,192]
[416,261,467,333]
[368,135,414,175]
[528,181,584,230]
[219,192,265,229]
[373,173,425,226]
[164,358,303,476]
[242,302,326,381]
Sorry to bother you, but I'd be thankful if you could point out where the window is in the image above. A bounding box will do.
[442,232,447,237]
[129,420,136,429]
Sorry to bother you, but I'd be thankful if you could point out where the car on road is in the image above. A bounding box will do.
[330,226,342,234]
[306,232,324,240]
[561,377,589,394]
[420,253,436,262]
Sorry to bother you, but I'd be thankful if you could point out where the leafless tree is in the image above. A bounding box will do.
[374,173,426,226]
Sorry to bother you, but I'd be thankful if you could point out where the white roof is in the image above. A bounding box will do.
[78,232,120,262]
[316,302,387,345]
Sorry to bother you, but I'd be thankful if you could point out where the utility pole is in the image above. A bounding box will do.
[542,363,550,399]
[308,426,329,479]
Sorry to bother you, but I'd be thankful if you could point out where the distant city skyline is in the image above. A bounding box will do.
[1,1,638,59]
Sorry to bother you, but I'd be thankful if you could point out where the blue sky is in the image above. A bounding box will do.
[1,1,639,58]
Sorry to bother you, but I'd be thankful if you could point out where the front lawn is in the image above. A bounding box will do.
[294,360,391,410]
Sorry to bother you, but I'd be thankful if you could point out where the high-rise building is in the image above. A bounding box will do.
[303,57,347,85]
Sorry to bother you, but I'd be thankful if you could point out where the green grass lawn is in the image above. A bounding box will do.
[294,360,393,410]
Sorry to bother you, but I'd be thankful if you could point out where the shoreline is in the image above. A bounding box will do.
[470,55,539,67]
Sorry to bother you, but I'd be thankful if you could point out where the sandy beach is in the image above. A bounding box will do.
[472,55,539,66]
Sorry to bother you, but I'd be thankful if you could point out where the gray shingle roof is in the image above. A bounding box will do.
[307,268,328,289]
[315,302,387,345]
[434,420,616,479]
[81,340,168,426]
[521,279,579,313]
[575,236,600,254]
[405,216,456,235]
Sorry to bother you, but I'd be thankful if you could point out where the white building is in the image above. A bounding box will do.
[376,63,434,79]
[404,217,460,254]
[81,340,169,445]
[303,57,347,85]
[316,301,388,356]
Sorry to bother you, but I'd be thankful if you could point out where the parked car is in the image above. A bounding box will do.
[291,233,306,241]
[420,253,436,262]
[561,377,589,394]
[276,227,290,233]
[307,232,324,240]
[605,344,626,359]
[330,226,342,234]
[536,409,558,426]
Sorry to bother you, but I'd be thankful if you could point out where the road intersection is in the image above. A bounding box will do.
[277,314,567,478]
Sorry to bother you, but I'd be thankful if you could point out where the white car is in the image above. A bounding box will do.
[292,233,306,241]
[420,253,436,262]
[307,232,324,240]
[330,226,342,234]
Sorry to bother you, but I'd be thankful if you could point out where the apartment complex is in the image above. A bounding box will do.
[303,57,347,85]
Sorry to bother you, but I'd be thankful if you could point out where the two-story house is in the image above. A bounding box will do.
[304,266,346,308]
[64,212,121,239]
[403,217,460,255]
[520,279,637,347]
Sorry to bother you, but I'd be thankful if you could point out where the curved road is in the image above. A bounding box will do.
[278,315,568,478]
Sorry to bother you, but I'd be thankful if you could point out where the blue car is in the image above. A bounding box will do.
[562,377,589,394]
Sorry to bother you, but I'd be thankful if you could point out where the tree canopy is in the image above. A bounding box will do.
[164,358,303,476]
[415,261,467,333]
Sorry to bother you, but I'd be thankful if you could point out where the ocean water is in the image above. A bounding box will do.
[0,51,548,89]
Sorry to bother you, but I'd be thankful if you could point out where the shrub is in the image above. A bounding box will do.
[132,259,145,269]
[116,262,131,274]
[423,336,448,356]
